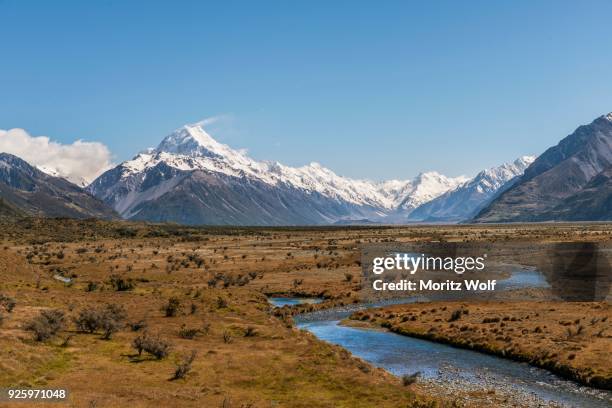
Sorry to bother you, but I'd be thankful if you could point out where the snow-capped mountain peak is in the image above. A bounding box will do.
[475,155,535,192]
[156,123,243,160]
[103,122,424,211]
[406,155,535,222]
[397,171,469,211]
[88,120,506,225]
[116,123,267,182]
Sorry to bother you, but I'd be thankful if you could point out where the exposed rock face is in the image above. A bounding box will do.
[475,113,612,222]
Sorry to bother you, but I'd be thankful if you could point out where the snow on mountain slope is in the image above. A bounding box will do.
[408,156,535,222]
[37,165,90,187]
[109,124,397,206]
[396,171,469,212]
[471,156,535,193]
[88,122,468,224]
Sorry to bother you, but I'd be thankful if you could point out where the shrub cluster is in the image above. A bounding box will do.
[25,309,65,341]
[132,332,171,359]
[207,272,257,288]
[108,274,135,291]
[178,324,202,339]
[74,304,127,339]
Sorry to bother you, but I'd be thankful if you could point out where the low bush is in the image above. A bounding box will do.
[402,371,420,386]
[172,350,197,380]
[448,309,463,322]
[132,332,171,359]
[108,275,135,291]
[74,308,101,333]
[100,304,127,339]
[74,304,126,339]
[25,309,65,341]
[130,320,148,331]
[178,325,200,339]
[163,297,182,317]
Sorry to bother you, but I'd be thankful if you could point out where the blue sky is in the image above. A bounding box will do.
[2,0,612,180]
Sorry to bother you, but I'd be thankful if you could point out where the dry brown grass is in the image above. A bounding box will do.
[1,218,611,406]
[350,301,612,389]
[0,219,454,407]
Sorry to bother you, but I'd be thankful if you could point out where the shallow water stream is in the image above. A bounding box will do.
[270,269,612,407]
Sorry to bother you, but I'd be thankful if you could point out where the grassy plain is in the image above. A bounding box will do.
[0,218,611,407]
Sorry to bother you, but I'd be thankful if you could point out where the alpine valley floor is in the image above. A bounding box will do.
[0,218,610,407]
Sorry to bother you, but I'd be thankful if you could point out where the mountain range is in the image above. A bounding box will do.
[1,112,610,225]
[474,113,612,222]
[87,123,528,226]
[407,156,535,222]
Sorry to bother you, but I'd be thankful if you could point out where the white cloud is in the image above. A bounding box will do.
[192,114,233,128]
[0,128,114,186]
